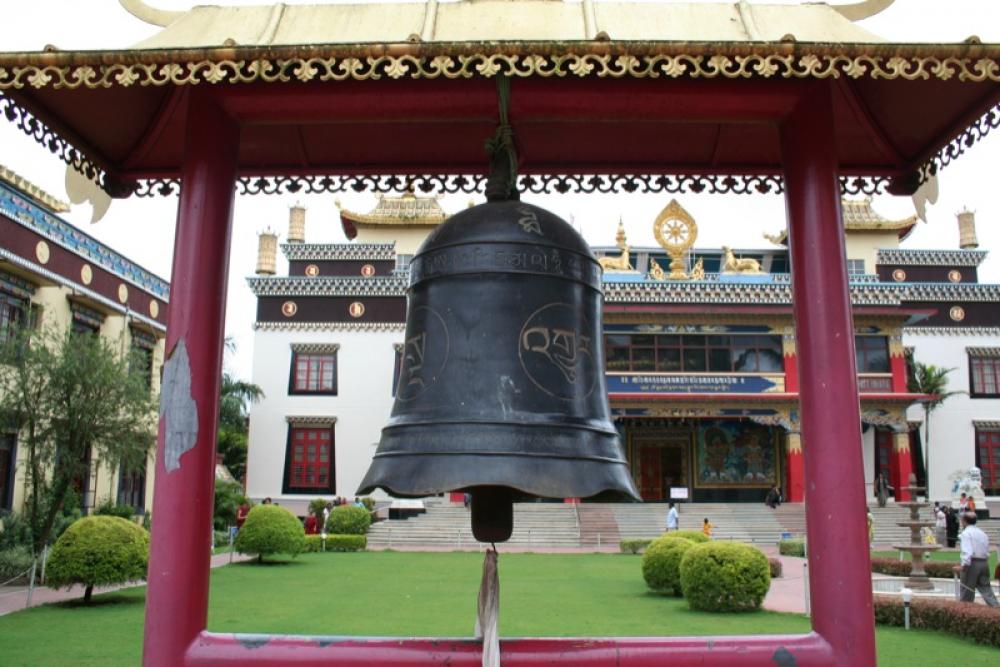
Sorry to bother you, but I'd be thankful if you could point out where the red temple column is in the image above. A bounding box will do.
[785,430,805,502]
[889,333,908,393]
[781,82,876,667]
[892,431,913,501]
[142,90,239,667]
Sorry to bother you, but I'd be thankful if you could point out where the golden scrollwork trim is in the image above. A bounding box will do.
[285,415,337,427]
[290,342,340,355]
[1,50,999,91]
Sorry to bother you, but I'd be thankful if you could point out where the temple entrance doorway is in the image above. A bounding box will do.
[631,430,691,502]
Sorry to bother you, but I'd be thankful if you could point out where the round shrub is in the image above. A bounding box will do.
[324,505,371,535]
[234,505,305,562]
[642,536,694,595]
[45,515,149,603]
[679,541,771,612]
[669,530,709,543]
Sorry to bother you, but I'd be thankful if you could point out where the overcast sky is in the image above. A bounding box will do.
[1,0,998,379]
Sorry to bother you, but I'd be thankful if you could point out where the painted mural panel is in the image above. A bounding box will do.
[695,420,778,488]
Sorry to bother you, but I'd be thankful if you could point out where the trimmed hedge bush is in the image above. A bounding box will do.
[869,558,957,578]
[234,505,305,562]
[619,539,652,554]
[303,534,367,552]
[45,516,149,603]
[642,536,695,596]
[679,541,771,612]
[0,546,34,583]
[873,594,1000,648]
[94,501,135,520]
[778,539,805,557]
[768,557,783,578]
[668,530,709,543]
[324,505,372,535]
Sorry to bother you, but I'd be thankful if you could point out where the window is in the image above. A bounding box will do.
[604,334,783,373]
[117,464,146,511]
[969,351,1000,397]
[0,434,15,511]
[283,424,335,494]
[130,327,157,390]
[0,292,27,345]
[846,259,866,275]
[289,345,338,394]
[69,301,104,335]
[854,336,889,373]
[976,430,1000,496]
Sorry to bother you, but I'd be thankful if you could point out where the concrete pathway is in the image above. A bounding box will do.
[0,551,251,617]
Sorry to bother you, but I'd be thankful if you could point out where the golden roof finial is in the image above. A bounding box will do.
[615,216,627,250]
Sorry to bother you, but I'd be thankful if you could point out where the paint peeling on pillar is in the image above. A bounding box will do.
[235,634,271,650]
[772,646,797,667]
[160,339,199,472]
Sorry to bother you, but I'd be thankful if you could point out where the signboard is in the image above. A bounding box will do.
[670,487,689,500]
[607,373,782,394]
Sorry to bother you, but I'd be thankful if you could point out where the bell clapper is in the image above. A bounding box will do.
[470,486,514,543]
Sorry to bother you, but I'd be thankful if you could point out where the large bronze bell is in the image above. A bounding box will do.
[357,200,639,541]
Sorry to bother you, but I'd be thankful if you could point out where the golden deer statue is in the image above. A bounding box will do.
[721,246,763,274]
[599,245,633,272]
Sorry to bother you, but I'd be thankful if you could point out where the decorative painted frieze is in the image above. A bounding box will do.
[254,321,405,333]
[247,276,407,297]
[603,280,905,306]
[905,327,1000,336]
[902,283,1000,302]
[0,181,170,299]
[877,248,987,267]
[280,243,397,261]
[290,342,340,354]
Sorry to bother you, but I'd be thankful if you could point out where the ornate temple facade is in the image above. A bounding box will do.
[245,193,999,509]
[0,165,168,515]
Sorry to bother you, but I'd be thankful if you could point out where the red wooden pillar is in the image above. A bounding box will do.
[142,90,239,667]
[785,430,805,502]
[781,82,876,667]
[892,431,913,501]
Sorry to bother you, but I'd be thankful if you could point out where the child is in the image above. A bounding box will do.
[702,518,713,538]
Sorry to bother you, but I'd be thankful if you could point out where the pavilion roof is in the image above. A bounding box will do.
[0,1,997,199]
[765,196,917,244]
[337,191,448,240]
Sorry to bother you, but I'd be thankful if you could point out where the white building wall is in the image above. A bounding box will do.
[246,327,402,510]
[904,330,1000,501]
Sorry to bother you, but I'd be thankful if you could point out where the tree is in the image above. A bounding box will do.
[906,354,963,494]
[45,515,149,603]
[216,338,263,482]
[0,327,157,555]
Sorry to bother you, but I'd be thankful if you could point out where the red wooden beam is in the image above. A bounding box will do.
[185,632,834,667]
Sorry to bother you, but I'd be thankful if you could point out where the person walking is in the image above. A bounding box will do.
[867,506,875,549]
[666,503,678,531]
[958,512,999,606]
[765,486,779,509]
[934,503,947,546]
[945,506,959,547]
[701,518,713,539]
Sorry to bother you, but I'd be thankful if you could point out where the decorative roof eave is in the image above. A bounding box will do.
[603,281,905,306]
[904,326,1000,336]
[0,165,70,212]
[876,248,988,267]
[280,242,396,261]
[1,40,998,199]
[903,283,1000,302]
[246,275,407,297]
[3,41,999,90]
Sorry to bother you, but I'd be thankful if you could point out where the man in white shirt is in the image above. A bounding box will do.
[958,513,999,606]
[666,503,678,532]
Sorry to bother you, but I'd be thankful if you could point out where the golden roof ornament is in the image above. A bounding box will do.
[598,221,634,273]
[653,199,698,280]
[615,217,627,250]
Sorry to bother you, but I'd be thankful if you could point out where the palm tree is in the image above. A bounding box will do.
[217,338,264,481]
[906,354,962,496]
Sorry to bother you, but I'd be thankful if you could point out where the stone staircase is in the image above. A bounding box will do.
[364,500,1000,550]
[365,502,580,549]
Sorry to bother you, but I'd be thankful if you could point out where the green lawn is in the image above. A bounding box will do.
[0,552,995,666]
[873,549,998,570]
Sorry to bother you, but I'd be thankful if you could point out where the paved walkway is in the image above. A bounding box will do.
[0,551,251,617]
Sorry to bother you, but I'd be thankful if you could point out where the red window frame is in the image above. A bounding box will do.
[969,356,1000,397]
[289,351,337,394]
[976,430,1000,495]
[283,426,334,494]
